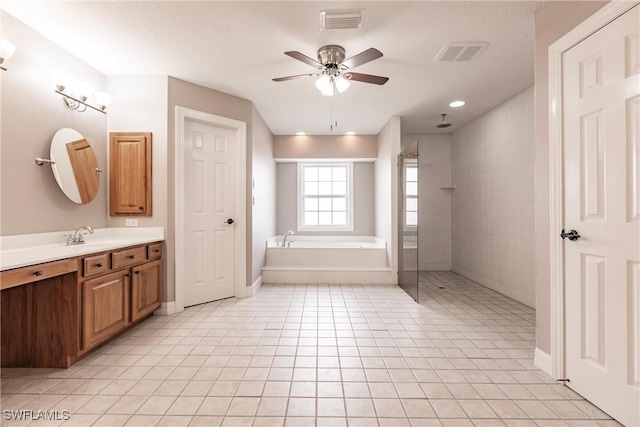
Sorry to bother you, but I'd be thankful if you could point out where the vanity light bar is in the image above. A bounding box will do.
[55,90,108,114]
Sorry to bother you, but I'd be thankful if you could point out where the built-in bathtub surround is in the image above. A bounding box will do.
[452,86,535,307]
[262,235,390,284]
[0,227,164,271]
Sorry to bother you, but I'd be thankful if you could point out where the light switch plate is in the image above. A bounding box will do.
[125,218,138,227]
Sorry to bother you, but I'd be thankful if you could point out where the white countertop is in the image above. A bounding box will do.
[0,227,164,271]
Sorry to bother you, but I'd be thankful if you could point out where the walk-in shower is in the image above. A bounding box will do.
[398,142,419,301]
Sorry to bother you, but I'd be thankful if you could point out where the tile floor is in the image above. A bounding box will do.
[0,272,619,427]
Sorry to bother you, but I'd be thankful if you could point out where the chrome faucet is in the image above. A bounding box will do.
[282,230,294,247]
[66,225,94,245]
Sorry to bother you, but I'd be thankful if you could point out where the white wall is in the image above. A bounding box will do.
[276,162,375,236]
[375,117,402,283]
[451,86,535,307]
[251,105,276,285]
[402,134,452,271]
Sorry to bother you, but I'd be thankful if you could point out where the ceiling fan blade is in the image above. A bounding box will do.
[341,48,383,69]
[345,72,389,85]
[272,73,318,82]
[284,51,323,67]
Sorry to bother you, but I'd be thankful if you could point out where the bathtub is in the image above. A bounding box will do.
[262,235,391,284]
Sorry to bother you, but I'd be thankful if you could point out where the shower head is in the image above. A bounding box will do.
[436,113,452,129]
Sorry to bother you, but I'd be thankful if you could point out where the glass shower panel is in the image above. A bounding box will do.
[398,142,419,301]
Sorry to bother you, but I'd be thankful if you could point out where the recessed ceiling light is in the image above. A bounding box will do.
[449,100,465,108]
[295,131,306,136]
[346,131,356,135]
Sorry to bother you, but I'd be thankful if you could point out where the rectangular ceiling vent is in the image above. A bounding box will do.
[434,42,489,62]
[320,9,366,31]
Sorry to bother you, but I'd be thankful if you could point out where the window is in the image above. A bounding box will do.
[404,163,418,227]
[298,163,354,231]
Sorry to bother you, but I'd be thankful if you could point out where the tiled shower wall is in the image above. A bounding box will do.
[451,87,535,308]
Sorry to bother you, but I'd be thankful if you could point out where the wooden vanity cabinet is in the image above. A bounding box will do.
[0,259,78,368]
[81,270,130,350]
[131,259,162,322]
[109,132,152,216]
[1,242,163,367]
[79,243,162,352]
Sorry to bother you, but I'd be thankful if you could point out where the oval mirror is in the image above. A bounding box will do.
[50,128,100,204]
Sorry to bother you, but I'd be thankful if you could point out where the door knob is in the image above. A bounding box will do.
[561,229,581,241]
[225,218,234,225]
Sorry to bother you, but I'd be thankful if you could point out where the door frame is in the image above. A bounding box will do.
[174,106,247,312]
[548,0,639,380]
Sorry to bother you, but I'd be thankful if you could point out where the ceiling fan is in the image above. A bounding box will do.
[272,45,389,95]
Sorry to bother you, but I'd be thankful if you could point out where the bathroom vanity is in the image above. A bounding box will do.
[0,228,164,368]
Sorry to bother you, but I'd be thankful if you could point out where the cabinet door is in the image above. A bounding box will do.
[131,260,161,322]
[81,270,130,350]
[109,132,152,216]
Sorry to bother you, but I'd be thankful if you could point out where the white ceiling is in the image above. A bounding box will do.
[2,1,540,135]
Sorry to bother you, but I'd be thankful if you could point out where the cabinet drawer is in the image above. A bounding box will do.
[83,253,110,277]
[112,246,146,269]
[147,243,162,260]
[1,258,78,290]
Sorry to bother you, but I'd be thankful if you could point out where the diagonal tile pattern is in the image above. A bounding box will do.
[0,272,619,426]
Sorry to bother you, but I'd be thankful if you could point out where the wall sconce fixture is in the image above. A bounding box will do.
[0,39,16,71]
[51,69,113,114]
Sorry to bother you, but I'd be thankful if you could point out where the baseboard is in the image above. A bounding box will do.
[534,348,552,377]
[251,275,262,295]
[154,301,177,316]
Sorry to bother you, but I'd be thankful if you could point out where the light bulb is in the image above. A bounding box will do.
[334,75,350,93]
[315,74,332,93]
[74,81,94,101]
[51,69,74,92]
[94,91,113,110]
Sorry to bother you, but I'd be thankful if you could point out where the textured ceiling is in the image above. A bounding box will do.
[2,1,540,135]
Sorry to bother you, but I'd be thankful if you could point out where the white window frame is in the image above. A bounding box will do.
[297,162,355,232]
[403,162,418,230]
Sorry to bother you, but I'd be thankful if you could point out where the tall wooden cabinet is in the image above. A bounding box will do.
[109,132,152,216]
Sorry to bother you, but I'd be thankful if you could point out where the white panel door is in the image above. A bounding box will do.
[563,5,639,426]
[184,120,236,306]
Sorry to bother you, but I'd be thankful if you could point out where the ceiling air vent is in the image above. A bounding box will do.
[320,9,366,31]
[434,42,489,62]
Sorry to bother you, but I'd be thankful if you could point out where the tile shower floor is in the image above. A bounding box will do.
[0,272,619,427]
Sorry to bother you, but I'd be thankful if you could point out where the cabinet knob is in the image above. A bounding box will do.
[134,271,140,275]
[153,249,160,253]
[95,263,103,268]
[139,207,144,211]
[127,255,135,259]
[33,270,43,277]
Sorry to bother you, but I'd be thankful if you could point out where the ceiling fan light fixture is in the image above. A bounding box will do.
[334,75,350,93]
[315,74,332,92]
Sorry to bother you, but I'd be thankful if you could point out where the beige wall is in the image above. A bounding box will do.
[376,117,402,283]
[402,134,453,271]
[276,162,375,236]
[251,105,276,284]
[1,12,108,235]
[274,135,377,159]
[452,87,535,307]
[534,1,607,354]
